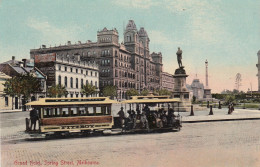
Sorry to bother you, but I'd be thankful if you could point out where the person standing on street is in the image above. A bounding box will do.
[30,108,38,131]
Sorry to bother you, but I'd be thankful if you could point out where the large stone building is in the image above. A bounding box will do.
[34,53,99,98]
[257,50,260,92]
[30,20,170,99]
[161,72,174,92]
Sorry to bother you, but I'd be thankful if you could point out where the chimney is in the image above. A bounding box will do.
[18,61,23,67]
[12,56,15,64]
[22,59,27,68]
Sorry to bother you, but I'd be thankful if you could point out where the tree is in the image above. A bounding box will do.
[126,88,139,98]
[102,85,117,98]
[81,84,96,97]
[224,94,235,105]
[140,89,149,96]
[3,76,22,110]
[3,73,41,110]
[47,84,68,97]
[158,89,171,96]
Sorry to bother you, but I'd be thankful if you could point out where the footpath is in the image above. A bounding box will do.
[1,107,260,123]
[181,108,260,123]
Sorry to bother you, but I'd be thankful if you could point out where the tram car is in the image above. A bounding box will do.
[25,96,182,137]
[116,96,182,132]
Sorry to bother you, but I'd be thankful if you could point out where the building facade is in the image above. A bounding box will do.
[0,57,47,109]
[161,72,174,92]
[30,20,170,99]
[190,79,204,100]
[34,53,99,98]
[257,50,260,92]
[0,72,12,110]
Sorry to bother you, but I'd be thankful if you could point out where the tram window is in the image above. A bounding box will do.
[101,106,106,115]
[62,108,69,117]
[96,107,102,115]
[79,107,86,116]
[88,107,94,116]
[43,109,48,118]
[71,108,78,116]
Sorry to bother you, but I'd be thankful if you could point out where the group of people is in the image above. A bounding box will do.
[117,105,178,130]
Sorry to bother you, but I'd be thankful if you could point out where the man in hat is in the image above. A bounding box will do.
[117,107,125,128]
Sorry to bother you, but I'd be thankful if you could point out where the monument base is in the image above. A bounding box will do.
[172,67,191,112]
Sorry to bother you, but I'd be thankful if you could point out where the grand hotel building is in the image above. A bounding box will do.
[30,20,174,99]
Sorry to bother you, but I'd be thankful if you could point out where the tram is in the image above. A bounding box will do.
[118,96,182,132]
[25,97,117,135]
[25,96,182,137]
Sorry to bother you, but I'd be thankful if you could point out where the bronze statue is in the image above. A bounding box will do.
[176,47,183,68]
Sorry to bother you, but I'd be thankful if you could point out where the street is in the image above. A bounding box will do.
[1,111,260,167]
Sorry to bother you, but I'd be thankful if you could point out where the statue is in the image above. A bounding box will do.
[176,47,183,68]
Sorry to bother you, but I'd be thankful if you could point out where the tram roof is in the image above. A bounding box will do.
[26,97,118,106]
[121,96,181,104]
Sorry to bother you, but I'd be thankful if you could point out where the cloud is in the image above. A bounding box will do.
[27,17,83,45]
[112,0,159,9]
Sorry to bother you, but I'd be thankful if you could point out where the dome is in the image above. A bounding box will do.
[138,27,148,37]
[126,20,137,30]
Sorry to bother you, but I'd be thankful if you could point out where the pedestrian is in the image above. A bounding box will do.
[117,107,125,128]
[231,103,234,114]
[30,107,38,131]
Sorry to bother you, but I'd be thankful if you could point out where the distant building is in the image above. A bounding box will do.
[30,20,166,99]
[161,72,174,92]
[0,72,12,110]
[34,53,99,97]
[0,56,47,109]
[257,50,260,92]
[190,78,204,100]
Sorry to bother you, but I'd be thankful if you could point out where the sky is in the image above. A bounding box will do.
[0,0,259,93]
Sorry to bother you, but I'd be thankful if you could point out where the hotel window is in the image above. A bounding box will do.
[76,69,78,73]
[59,65,61,71]
[95,72,97,77]
[81,70,83,74]
[5,97,8,106]
[70,68,73,72]
[95,81,97,88]
[64,77,67,87]
[81,79,83,89]
[76,78,78,88]
[86,70,88,75]
[91,71,93,76]
[91,81,93,86]
[65,66,67,71]
[86,80,89,85]
[58,75,61,86]
[70,77,73,88]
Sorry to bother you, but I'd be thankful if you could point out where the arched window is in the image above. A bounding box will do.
[70,77,73,88]
[58,75,61,86]
[91,81,93,86]
[81,79,83,89]
[76,78,78,88]
[64,77,67,87]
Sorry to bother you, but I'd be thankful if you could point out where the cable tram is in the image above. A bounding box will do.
[25,97,117,136]
[117,96,182,133]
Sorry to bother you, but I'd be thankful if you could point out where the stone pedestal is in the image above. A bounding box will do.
[172,67,191,112]
[204,87,212,100]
